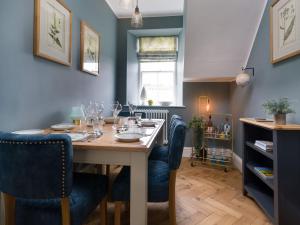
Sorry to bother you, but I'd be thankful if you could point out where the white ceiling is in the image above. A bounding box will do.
[105,0,184,18]
[184,0,268,82]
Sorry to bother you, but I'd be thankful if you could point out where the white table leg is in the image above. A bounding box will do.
[130,152,148,225]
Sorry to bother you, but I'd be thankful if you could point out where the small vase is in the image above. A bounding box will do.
[274,114,286,125]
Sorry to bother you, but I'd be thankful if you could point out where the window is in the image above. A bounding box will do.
[140,61,176,105]
[138,36,178,106]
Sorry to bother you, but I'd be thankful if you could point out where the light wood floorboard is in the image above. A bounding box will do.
[85,159,271,225]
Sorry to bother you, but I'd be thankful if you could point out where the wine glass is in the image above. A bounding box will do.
[80,104,88,134]
[111,102,122,129]
[128,102,137,117]
[95,102,105,120]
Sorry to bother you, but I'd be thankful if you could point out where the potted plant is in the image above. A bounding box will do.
[262,98,295,125]
[189,117,205,158]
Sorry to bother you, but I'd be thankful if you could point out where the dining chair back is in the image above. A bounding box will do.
[0,133,73,199]
[0,132,108,225]
[118,111,146,118]
[149,115,183,163]
[168,115,183,144]
[168,120,186,170]
[112,119,186,225]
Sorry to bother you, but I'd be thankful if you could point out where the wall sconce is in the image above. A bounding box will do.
[206,99,210,112]
[236,67,255,87]
[199,96,210,115]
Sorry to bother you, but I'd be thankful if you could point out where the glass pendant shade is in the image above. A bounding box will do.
[131,5,143,28]
[119,0,133,9]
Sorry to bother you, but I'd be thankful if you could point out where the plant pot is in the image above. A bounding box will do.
[274,114,286,125]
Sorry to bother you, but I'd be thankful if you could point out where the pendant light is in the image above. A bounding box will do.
[119,0,133,9]
[131,0,143,28]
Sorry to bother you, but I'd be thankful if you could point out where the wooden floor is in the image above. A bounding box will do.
[86,159,272,225]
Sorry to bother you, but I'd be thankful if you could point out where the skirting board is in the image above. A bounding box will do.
[183,147,243,173]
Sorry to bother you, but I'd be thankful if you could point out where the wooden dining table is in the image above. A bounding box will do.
[0,119,165,225]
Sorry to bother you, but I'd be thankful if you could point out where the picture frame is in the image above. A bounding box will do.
[80,21,100,76]
[34,0,72,66]
[270,0,300,63]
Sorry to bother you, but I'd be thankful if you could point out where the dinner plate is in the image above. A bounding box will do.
[12,129,45,135]
[66,133,88,142]
[115,133,143,143]
[51,123,76,131]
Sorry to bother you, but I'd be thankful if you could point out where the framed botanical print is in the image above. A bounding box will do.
[80,21,100,76]
[271,0,300,63]
[34,0,72,66]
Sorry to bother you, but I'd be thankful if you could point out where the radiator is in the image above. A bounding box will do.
[137,109,169,144]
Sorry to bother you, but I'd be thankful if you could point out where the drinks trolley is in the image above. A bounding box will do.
[190,113,233,172]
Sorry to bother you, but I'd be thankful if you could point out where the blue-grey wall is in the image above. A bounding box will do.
[0,0,117,131]
[230,0,300,157]
[182,82,231,146]
[126,32,140,104]
[116,16,184,104]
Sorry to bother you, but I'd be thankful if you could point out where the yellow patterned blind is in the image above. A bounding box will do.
[139,36,177,53]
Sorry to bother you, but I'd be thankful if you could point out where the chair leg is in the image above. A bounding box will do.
[114,201,123,225]
[106,165,110,176]
[169,170,177,225]
[97,164,104,174]
[3,193,15,225]
[100,197,107,225]
[61,197,71,225]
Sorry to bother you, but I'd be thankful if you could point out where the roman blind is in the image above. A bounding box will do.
[138,36,178,61]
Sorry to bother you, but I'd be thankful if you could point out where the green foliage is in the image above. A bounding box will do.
[48,13,62,48]
[262,98,295,115]
[188,116,205,129]
[189,117,205,154]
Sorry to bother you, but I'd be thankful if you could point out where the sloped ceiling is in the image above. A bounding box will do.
[184,0,268,82]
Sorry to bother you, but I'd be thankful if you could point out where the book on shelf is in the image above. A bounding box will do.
[254,166,274,179]
[254,140,273,152]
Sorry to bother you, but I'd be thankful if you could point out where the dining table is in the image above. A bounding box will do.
[0,119,165,225]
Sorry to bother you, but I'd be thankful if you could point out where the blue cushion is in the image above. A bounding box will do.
[15,173,108,225]
[0,133,73,199]
[148,145,169,163]
[111,160,170,202]
[168,120,186,170]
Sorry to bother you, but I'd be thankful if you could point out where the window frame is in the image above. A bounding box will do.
[138,60,178,106]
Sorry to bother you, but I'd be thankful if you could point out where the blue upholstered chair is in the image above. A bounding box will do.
[118,111,146,118]
[111,119,186,225]
[0,133,108,225]
[149,115,183,163]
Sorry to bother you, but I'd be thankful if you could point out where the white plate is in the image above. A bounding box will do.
[115,133,143,143]
[12,129,45,135]
[51,123,76,131]
[66,133,88,142]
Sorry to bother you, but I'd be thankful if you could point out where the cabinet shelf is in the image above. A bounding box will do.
[246,141,273,160]
[244,183,274,223]
[246,162,274,190]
